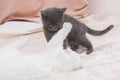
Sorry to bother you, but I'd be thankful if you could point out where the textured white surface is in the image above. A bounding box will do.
[41,15,120,80]
[0,23,82,80]
[0,21,42,34]
[0,15,120,80]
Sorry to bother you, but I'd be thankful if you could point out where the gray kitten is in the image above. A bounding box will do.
[41,7,114,54]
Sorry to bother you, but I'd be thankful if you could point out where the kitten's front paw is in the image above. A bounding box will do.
[63,22,72,31]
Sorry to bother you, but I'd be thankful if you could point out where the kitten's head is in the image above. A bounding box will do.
[41,7,66,32]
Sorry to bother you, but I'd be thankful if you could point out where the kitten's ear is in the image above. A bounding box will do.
[59,8,66,13]
[41,10,47,18]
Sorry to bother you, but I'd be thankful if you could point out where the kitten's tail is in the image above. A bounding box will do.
[86,25,114,36]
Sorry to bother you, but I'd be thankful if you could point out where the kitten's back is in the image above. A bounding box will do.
[63,14,114,36]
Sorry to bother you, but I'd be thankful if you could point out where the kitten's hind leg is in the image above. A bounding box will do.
[79,36,93,54]
[69,41,79,51]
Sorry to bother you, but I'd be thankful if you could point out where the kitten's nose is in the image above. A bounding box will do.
[51,27,56,30]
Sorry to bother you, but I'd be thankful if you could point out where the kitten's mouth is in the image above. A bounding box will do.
[47,27,60,32]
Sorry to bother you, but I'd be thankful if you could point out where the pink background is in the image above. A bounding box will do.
[88,0,120,16]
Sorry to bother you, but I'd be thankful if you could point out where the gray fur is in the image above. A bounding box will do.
[41,7,114,54]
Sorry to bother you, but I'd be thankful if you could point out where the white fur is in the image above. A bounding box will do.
[0,22,82,80]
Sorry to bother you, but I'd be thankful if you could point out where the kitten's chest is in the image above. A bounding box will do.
[44,29,56,41]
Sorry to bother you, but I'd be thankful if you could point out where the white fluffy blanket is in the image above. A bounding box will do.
[0,23,82,80]
[41,15,120,80]
[0,15,120,80]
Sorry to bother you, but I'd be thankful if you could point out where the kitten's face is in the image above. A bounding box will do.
[41,8,66,32]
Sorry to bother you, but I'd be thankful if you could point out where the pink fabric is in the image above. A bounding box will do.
[0,0,89,24]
